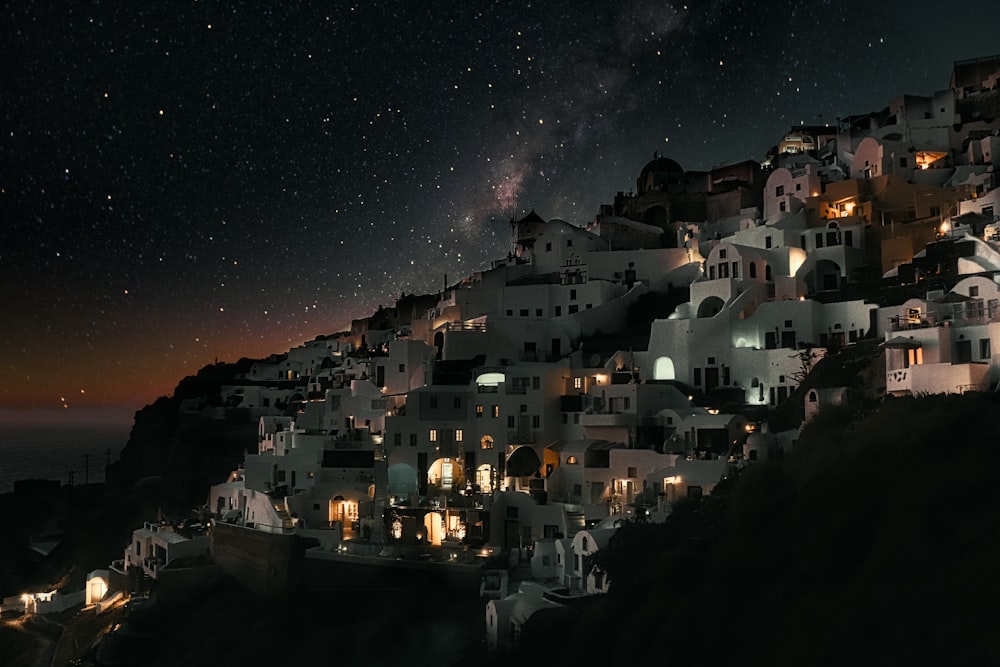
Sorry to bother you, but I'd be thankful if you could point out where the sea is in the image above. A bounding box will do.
[0,421,133,494]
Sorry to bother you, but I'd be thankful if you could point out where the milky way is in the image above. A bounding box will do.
[2,0,997,412]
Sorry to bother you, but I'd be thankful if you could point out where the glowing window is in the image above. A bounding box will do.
[429,429,438,442]
[455,429,463,442]
[573,377,583,390]
[567,456,578,464]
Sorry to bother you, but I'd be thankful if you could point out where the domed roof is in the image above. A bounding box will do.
[639,155,684,180]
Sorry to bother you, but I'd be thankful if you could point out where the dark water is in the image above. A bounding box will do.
[0,422,131,493]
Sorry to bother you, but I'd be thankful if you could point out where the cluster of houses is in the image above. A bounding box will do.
[68,55,1000,650]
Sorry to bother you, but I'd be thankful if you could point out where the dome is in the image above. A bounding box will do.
[639,155,684,180]
[637,155,685,194]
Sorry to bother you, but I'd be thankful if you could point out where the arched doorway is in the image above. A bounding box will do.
[653,356,676,380]
[428,457,465,493]
[697,296,725,318]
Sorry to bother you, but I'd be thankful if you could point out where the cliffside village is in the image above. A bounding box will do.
[9,55,1000,653]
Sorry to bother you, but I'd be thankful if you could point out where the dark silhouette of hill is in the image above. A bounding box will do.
[529,392,1000,666]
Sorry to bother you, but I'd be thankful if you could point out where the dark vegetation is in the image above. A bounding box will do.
[517,392,1000,665]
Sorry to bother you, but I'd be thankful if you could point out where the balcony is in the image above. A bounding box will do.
[581,412,631,426]
[507,430,537,444]
[886,367,910,394]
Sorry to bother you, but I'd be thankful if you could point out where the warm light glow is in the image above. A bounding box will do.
[939,220,950,235]
[391,518,402,540]
[664,476,682,485]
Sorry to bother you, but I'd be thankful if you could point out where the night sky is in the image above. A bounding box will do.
[3,0,998,417]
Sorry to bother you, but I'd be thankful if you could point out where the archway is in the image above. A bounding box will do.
[427,457,465,493]
[807,259,842,292]
[653,356,676,381]
[697,296,725,319]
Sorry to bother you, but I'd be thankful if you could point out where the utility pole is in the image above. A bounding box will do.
[83,454,90,485]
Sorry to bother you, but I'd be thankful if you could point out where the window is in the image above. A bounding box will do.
[520,404,528,413]
[899,156,907,168]
[430,396,438,409]
[481,436,494,449]
[570,289,577,300]
[981,338,991,359]
[393,433,401,446]
[784,320,793,328]
[545,242,552,251]
[567,456,578,464]
[409,434,417,446]
[573,377,583,390]
[506,309,513,316]
[732,261,739,279]
[491,405,500,418]
[627,466,637,478]
[749,262,757,278]
[693,368,702,385]
[566,239,573,247]
[707,356,716,365]
[765,236,772,249]
[519,309,529,316]
[796,182,802,191]
[507,415,515,428]
[555,306,562,316]
[779,201,786,212]
[475,404,484,418]
[532,415,540,428]
[568,305,578,314]
[398,364,405,373]
[455,429,463,442]
[453,397,461,409]
[815,233,824,248]
[775,185,784,196]
[429,429,438,442]
[970,286,979,297]
[535,308,543,317]
[719,248,727,259]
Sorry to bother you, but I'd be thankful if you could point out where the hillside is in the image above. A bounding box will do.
[528,392,1000,665]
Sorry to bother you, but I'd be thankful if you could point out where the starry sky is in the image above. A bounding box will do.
[2,0,998,419]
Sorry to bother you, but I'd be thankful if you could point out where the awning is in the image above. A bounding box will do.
[880,336,922,349]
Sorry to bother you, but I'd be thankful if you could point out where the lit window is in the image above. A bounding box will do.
[476,404,484,418]
[567,456,578,464]
[491,405,500,418]
[573,377,582,390]
[455,429,463,442]
[481,436,494,449]
[429,429,438,442]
